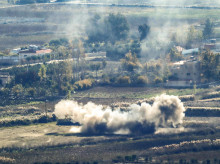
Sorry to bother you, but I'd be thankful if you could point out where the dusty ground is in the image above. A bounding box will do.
[0,86,219,163]
[0,117,219,149]
[0,123,110,148]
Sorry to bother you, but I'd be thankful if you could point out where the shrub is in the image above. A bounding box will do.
[56,118,79,126]
[153,76,163,84]
[74,79,95,90]
[0,118,31,127]
[185,107,220,117]
[179,95,195,102]
[117,76,131,85]
[27,88,37,97]
[101,78,111,85]
[38,115,51,123]
[136,76,148,85]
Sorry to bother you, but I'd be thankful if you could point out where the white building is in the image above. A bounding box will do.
[18,49,52,59]
[166,59,201,88]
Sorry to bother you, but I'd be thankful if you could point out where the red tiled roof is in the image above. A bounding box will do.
[36,49,52,54]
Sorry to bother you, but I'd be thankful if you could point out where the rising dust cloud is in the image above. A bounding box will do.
[54,94,185,135]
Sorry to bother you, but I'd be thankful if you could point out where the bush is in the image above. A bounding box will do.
[136,76,148,85]
[0,115,56,128]
[117,76,131,85]
[100,77,111,85]
[74,79,95,90]
[56,118,79,126]
[38,115,52,123]
[0,119,31,127]
[153,76,163,84]
[185,107,220,117]
[179,95,195,102]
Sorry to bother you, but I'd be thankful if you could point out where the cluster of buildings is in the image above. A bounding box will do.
[0,45,52,87]
[0,45,52,65]
[166,38,220,88]
[0,38,218,88]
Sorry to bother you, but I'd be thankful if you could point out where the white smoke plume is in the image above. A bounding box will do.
[54,94,185,135]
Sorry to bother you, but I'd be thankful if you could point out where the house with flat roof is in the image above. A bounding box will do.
[19,48,52,59]
[166,58,201,88]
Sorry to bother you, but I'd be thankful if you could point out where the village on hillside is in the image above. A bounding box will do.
[0,1,220,164]
[0,36,219,88]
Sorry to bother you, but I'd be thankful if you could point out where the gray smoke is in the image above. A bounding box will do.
[54,94,185,135]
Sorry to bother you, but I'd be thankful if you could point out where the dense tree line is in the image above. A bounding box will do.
[200,50,220,81]
[86,13,129,43]
[0,13,219,106]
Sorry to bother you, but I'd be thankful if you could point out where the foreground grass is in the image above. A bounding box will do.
[0,123,219,163]
[71,86,208,100]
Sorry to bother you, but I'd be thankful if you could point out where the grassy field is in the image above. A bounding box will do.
[0,3,220,163]
[69,86,209,104]
[0,86,219,163]
[0,117,219,163]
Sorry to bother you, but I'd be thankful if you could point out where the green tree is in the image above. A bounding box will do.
[106,42,129,60]
[90,63,102,78]
[87,13,129,43]
[168,48,183,62]
[106,13,129,42]
[86,14,108,43]
[12,84,24,97]
[186,26,202,48]
[117,76,131,85]
[200,50,220,81]
[138,23,150,41]
[14,69,40,87]
[49,38,68,47]
[38,64,47,81]
[203,18,214,39]
[121,51,142,72]
[130,40,141,57]
[27,87,36,97]
[154,76,163,84]
[51,61,73,95]
[136,75,148,85]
